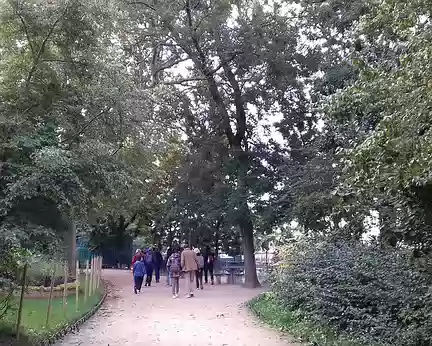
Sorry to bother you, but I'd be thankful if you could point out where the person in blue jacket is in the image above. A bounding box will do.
[133,257,146,294]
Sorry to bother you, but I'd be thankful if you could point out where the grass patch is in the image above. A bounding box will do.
[0,289,103,345]
[248,292,364,346]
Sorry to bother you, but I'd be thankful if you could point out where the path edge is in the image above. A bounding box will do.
[37,280,109,346]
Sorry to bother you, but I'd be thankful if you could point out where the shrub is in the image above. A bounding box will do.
[271,240,432,346]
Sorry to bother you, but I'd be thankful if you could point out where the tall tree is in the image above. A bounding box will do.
[125,0,319,287]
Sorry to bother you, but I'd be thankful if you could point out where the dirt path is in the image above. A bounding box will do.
[56,269,298,346]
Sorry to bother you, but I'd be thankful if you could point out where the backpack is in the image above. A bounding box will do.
[144,252,153,264]
[169,254,181,273]
[197,255,204,269]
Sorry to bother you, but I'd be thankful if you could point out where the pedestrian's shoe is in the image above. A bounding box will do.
[200,286,203,290]
[134,287,137,294]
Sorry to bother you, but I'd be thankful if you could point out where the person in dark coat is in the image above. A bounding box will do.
[152,247,163,283]
[203,247,216,285]
[143,248,154,286]
[165,246,173,286]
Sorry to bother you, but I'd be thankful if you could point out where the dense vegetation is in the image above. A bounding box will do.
[1,0,432,342]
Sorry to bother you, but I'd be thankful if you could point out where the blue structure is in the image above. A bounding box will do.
[76,235,133,269]
[77,236,93,267]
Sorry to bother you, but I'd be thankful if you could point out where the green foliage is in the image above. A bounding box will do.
[249,292,362,346]
[270,240,432,346]
[320,0,432,247]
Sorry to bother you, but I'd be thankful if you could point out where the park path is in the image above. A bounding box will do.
[56,269,298,346]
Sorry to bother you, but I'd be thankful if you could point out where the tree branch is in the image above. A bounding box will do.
[26,7,67,87]
[41,58,89,66]
[159,77,206,86]
[16,11,35,57]
[128,0,156,11]
[216,35,247,150]
[181,0,236,146]
[208,51,243,75]
[124,213,139,229]
[152,56,190,76]
[60,108,109,145]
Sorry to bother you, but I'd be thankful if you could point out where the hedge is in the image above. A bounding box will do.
[268,240,432,346]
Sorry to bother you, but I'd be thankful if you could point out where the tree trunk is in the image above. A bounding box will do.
[214,226,220,257]
[239,218,260,288]
[64,217,77,277]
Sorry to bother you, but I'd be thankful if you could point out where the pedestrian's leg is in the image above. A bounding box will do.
[155,266,160,282]
[185,272,191,296]
[133,276,138,294]
[172,276,176,297]
[166,270,170,286]
[189,271,195,296]
[204,266,208,284]
[175,277,179,295]
[195,270,199,289]
[144,265,149,286]
[210,266,214,285]
[137,276,143,291]
[147,266,153,286]
[199,269,203,289]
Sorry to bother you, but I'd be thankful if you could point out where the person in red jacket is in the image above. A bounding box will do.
[132,249,142,268]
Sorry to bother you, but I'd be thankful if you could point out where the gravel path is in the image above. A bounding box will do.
[56,269,298,346]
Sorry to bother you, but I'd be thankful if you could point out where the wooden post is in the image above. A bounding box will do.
[93,257,96,294]
[89,257,94,296]
[95,257,99,290]
[63,261,68,314]
[16,263,27,340]
[84,259,89,303]
[75,261,79,312]
[93,257,98,292]
[98,256,102,289]
[99,256,102,289]
[45,265,56,328]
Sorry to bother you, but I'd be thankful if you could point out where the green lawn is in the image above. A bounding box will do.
[0,290,103,344]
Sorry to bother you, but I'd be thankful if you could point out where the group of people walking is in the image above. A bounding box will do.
[132,244,216,298]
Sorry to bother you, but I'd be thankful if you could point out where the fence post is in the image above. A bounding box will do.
[63,261,68,315]
[94,257,98,292]
[92,257,96,293]
[45,264,56,328]
[75,260,79,312]
[90,257,94,296]
[15,263,28,340]
[98,256,102,289]
[84,259,89,303]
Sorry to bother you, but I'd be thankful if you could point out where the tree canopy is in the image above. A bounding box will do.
[1,0,432,293]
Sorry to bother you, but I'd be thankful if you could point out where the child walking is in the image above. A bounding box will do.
[166,248,181,298]
[133,257,145,294]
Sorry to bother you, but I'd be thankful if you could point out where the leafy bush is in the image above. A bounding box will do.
[249,292,362,346]
[271,240,432,346]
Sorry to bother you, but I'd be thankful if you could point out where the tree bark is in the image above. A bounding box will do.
[64,217,77,278]
[239,218,260,288]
